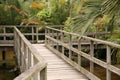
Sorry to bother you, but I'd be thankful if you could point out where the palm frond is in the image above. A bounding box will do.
[69,0,103,38]
[102,0,120,22]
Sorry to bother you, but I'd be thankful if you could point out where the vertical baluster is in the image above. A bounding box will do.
[46,27,49,45]
[69,34,72,59]
[28,49,32,69]
[61,32,64,54]
[45,26,47,45]
[14,29,17,62]
[40,67,47,80]
[90,40,94,73]
[52,29,54,47]
[24,45,28,70]
[17,36,20,67]
[60,26,63,30]
[23,43,26,71]
[22,42,25,72]
[33,57,39,80]
[47,28,50,45]
[78,38,81,66]
[14,29,16,53]
[20,40,23,72]
[31,53,34,67]
[32,26,34,42]
[106,45,111,80]
[34,72,40,80]
[19,38,22,70]
[4,27,6,40]
[56,31,59,50]
[26,47,29,70]
[36,26,38,43]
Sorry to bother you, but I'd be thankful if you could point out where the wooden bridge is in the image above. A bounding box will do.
[0,25,120,80]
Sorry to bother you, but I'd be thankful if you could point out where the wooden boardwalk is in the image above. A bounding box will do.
[33,44,88,80]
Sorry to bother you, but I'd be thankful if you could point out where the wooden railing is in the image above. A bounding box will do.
[0,25,45,46]
[45,26,120,80]
[14,26,47,80]
[0,26,14,46]
[0,25,114,46]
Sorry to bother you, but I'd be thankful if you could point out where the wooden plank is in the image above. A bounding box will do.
[45,35,120,76]
[33,44,88,80]
[0,44,14,46]
[46,44,100,80]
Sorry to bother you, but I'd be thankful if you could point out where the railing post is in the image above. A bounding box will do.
[45,26,49,45]
[21,41,25,72]
[69,34,72,59]
[14,28,16,52]
[40,67,47,80]
[3,27,6,41]
[106,45,111,80]
[36,26,38,43]
[17,36,21,67]
[19,37,22,70]
[56,31,59,50]
[51,29,54,47]
[32,26,34,42]
[90,40,94,73]
[33,57,39,80]
[78,39,81,66]
[31,54,34,67]
[45,26,47,45]
[28,49,32,69]
[24,45,28,70]
[61,32,64,54]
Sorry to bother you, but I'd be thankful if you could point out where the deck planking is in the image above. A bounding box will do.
[33,44,88,80]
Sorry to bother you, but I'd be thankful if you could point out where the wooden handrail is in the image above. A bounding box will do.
[0,25,45,46]
[46,26,120,48]
[14,26,47,80]
[45,26,120,80]
[14,62,46,80]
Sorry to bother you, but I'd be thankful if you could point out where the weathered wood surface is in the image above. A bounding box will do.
[14,27,47,80]
[45,26,120,80]
[33,44,88,80]
[0,25,45,47]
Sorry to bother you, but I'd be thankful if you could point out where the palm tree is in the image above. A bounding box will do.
[66,0,120,37]
[65,0,103,37]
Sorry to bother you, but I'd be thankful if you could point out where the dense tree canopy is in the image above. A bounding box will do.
[0,0,120,27]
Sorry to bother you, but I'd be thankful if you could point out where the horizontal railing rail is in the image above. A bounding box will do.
[14,26,47,80]
[45,26,120,80]
[0,25,116,46]
[0,25,45,46]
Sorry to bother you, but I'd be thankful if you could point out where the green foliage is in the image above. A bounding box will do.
[65,0,103,38]
[102,0,120,23]
[0,0,22,25]
[49,0,70,24]
[36,0,70,25]
[36,8,50,24]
